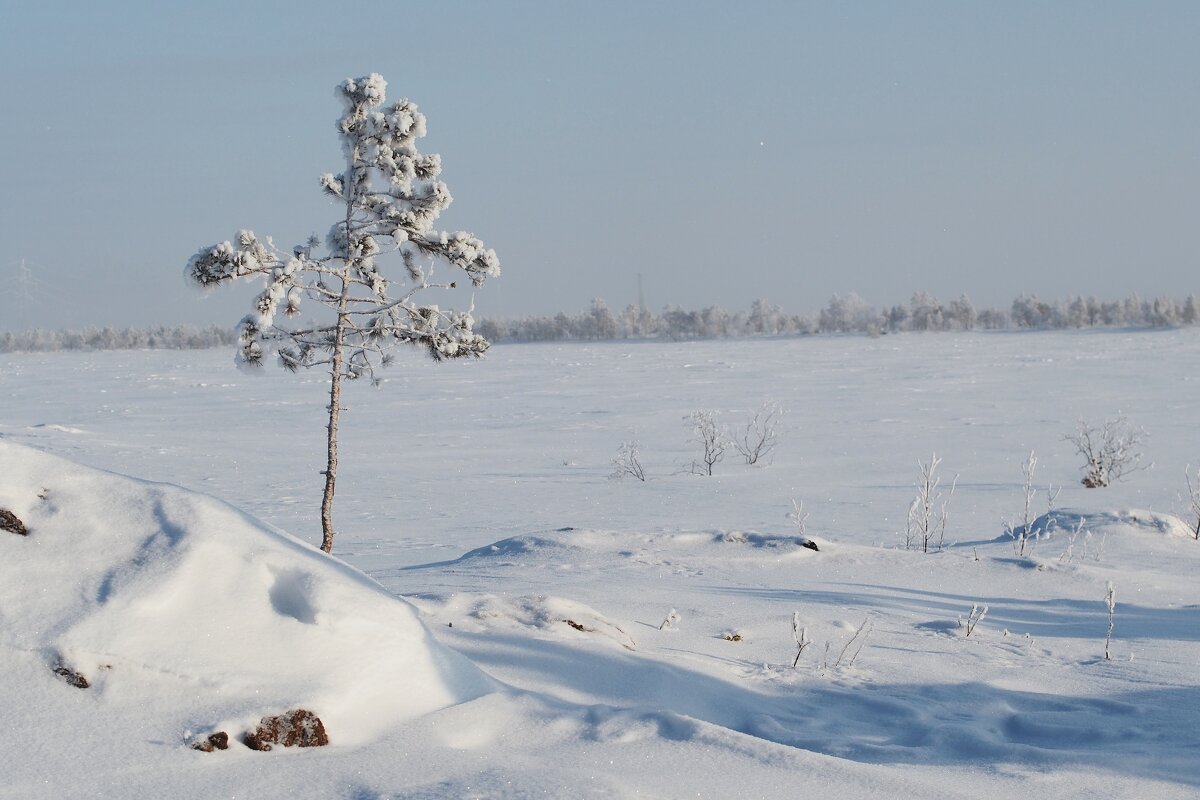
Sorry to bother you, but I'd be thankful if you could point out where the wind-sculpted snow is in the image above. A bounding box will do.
[0,441,494,752]
[1028,508,1196,540]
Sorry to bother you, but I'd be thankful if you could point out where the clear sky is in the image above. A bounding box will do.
[1,1,1198,331]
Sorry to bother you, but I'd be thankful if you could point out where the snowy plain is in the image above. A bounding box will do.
[2,328,1198,798]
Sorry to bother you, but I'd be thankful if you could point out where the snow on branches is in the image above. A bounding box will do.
[185,74,499,553]
[185,73,500,378]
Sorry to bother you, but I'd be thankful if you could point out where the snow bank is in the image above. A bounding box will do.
[0,441,493,748]
[1029,508,1195,540]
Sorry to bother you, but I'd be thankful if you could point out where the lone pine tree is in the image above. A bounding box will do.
[187,74,500,553]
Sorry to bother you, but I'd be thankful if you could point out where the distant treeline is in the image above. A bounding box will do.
[477,292,1200,342]
[0,325,237,354]
[3,292,1197,354]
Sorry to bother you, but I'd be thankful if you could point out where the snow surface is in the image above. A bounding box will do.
[2,329,1199,798]
[0,441,493,748]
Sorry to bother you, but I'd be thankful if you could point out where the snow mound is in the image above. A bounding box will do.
[0,441,493,747]
[1030,508,1194,540]
[449,593,638,651]
[457,535,584,563]
[717,530,821,551]
[453,528,822,572]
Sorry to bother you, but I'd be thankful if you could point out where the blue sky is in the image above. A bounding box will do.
[1,1,1197,330]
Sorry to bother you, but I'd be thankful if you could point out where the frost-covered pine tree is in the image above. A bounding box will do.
[186,74,500,553]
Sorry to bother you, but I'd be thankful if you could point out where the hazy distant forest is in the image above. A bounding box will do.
[3,292,1198,353]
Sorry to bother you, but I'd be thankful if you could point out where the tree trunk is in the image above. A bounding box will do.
[320,264,352,553]
[320,138,360,554]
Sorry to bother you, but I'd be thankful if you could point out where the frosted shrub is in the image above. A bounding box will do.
[185,74,499,553]
[611,441,647,482]
[1065,417,1147,488]
[904,453,957,553]
[687,411,727,476]
[1005,450,1047,557]
[733,402,782,465]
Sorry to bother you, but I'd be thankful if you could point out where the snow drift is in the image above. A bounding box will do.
[0,441,493,748]
[1029,507,1195,540]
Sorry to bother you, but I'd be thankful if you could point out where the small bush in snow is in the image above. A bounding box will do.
[733,402,782,465]
[904,453,957,553]
[1065,417,1147,488]
[611,440,647,482]
[687,411,727,476]
[1006,450,1048,557]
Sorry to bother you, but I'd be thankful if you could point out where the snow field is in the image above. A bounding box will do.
[1,328,1198,797]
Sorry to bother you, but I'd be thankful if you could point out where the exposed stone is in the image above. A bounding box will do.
[0,509,28,536]
[53,665,89,689]
[801,539,819,552]
[243,709,329,751]
[191,732,230,752]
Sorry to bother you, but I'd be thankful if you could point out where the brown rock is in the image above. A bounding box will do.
[243,709,329,751]
[191,732,230,752]
[0,509,28,536]
[53,666,89,689]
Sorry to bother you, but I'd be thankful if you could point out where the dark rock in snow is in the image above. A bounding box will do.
[191,732,230,752]
[243,709,329,751]
[53,665,89,689]
[1,509,28,536]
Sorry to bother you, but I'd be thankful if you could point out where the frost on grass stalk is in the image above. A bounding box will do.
[791,611,812,668]
[185,74,500,554]
[960,603,988,637]
[787,499,809,539]
[611,440,647,482]
[1005,450,1042,557]
[733,401,782,465]
[1065,417,1147,488]
[824,618,872,669]
[687,410,727,476]
[905,453,957,553]
[1104,582,1116,661]
[1058,519,1087,564]
[1184,465,1200,539]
